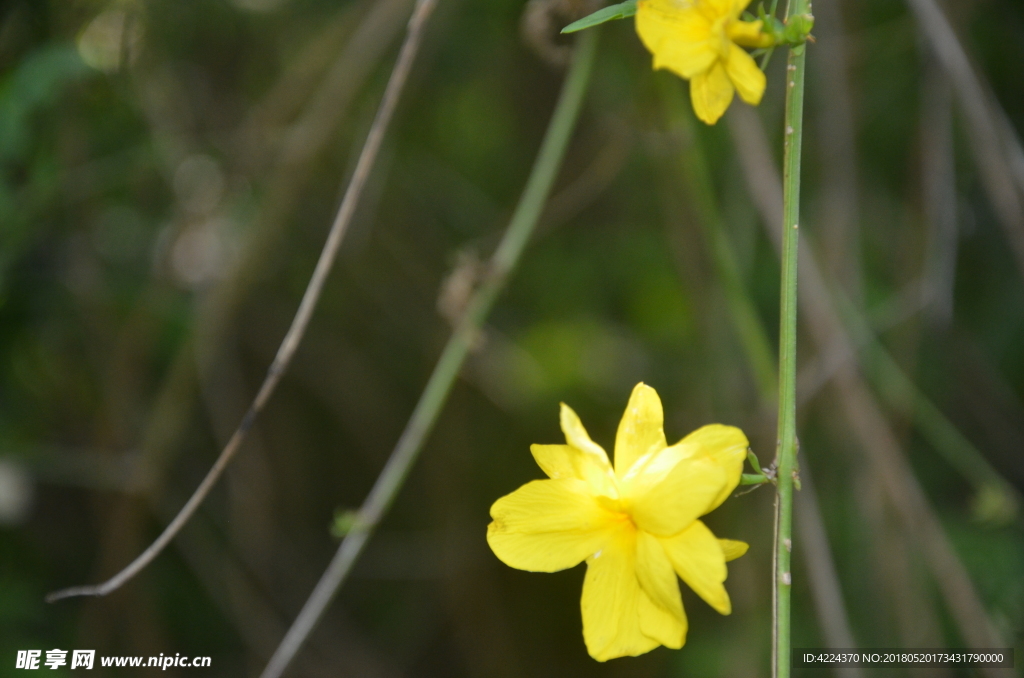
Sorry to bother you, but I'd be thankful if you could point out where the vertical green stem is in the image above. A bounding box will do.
[774,3,808,677]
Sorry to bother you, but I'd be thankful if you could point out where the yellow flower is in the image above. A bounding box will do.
[635,0,772,124]
[487,383,750,661]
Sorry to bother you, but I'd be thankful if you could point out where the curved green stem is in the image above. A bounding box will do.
[258,27,600,678]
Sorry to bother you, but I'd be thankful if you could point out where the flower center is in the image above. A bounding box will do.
[595,495,635,525]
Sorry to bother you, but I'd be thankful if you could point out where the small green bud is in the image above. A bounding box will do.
[740,449,771,485]
[747,449,763,473]
[783,13,814,44]
[331,509,360,538]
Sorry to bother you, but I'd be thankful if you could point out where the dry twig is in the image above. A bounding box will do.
[46,0,434,603]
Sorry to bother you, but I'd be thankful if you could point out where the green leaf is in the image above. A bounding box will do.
[561,0,637,34]
[746,449,762,473]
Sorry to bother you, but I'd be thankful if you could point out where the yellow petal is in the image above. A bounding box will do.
[639,589,687,649]
[729,0,753,17]
[666,424,749,512]
[625,455,726,536]
[487,479,613,572]
[580,525,658,661]
[635,531,686,648]
[530,444,577,480]
[719,538,749,562]
[635,0,717,80]
[660,520,732,614]
[614,383,668,478]
[559,404,618,497]
[700,0,741,15]
[727,19,772,48]
[529,444,612,485]
[725,43,766,105]
[690,61,734,124]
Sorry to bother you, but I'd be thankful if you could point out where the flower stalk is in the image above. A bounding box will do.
[773,0,810,676]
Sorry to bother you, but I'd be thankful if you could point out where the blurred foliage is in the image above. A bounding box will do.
[1,0,1023,676]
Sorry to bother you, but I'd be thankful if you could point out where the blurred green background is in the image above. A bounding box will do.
[1,0,1023,676]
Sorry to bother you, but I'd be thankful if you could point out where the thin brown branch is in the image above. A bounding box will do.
[66,0,412,617]
[46,0,434,603]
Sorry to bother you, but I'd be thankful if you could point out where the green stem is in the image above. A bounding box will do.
[258,28,600,678]
[774,2,808,676]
